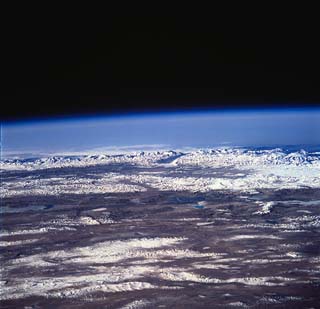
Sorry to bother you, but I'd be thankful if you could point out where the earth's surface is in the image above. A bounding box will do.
[1,146,320,308]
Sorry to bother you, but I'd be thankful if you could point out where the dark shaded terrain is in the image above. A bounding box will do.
[1,184,320,308]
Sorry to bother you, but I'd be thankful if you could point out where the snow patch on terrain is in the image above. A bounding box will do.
[0,238,39,247]
[0,235,227,300]
[0,226,77,237]
[227,234,282,241]
[254,201,275,215]
[158,267,293,286]
[120,299,152,309]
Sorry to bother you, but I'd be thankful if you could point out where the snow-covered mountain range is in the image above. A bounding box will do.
[1,148,320,171]
[1,148,319,197]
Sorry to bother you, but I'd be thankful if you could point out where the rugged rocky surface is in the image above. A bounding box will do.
[1,148,320,308]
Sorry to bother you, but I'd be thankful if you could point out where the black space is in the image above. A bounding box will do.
[2,8,320,121]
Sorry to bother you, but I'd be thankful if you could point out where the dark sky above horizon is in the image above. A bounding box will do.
[2,9,320,120]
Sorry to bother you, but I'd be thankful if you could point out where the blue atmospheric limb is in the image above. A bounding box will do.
[2,107,320,157]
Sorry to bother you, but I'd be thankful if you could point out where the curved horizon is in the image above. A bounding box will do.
[2,107,320,158]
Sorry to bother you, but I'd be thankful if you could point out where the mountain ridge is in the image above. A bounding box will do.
[2,148,320,171]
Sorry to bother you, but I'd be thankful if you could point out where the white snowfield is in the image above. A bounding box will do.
[0,236,301,300]
[1,148,320,197]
